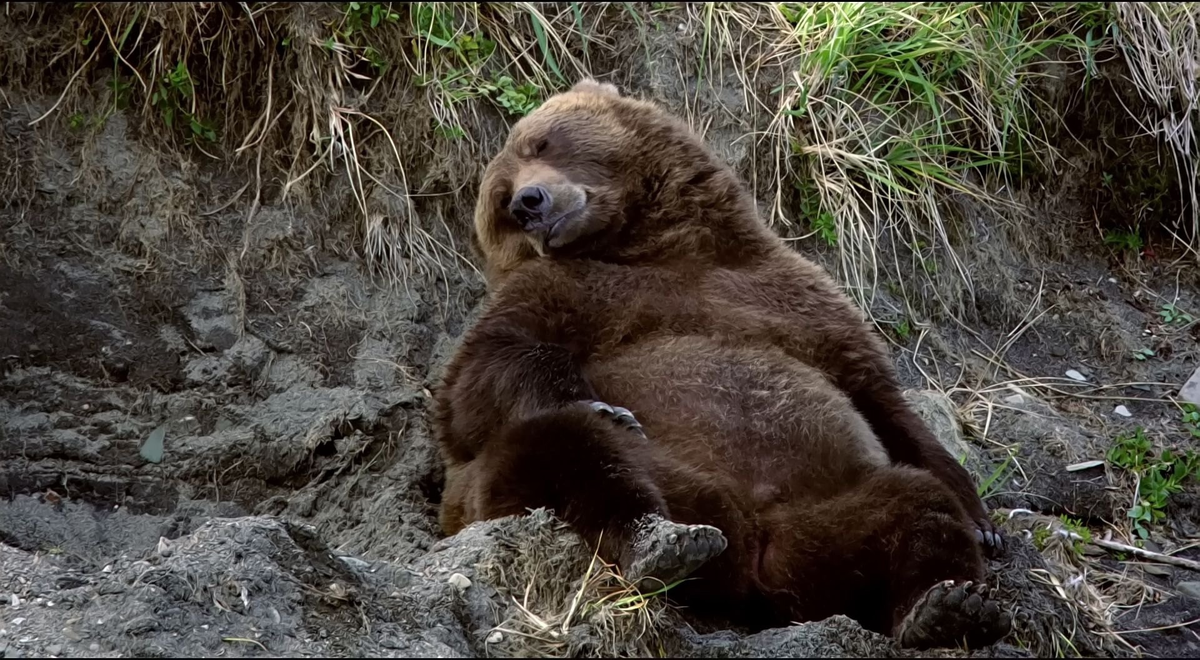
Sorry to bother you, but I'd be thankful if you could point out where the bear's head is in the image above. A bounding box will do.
[473,78,756,283]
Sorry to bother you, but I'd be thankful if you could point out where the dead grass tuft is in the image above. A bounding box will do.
[476,511,680,658]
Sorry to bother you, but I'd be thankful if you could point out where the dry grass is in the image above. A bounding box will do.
[3,2,1197,301]
[474,511,682,659]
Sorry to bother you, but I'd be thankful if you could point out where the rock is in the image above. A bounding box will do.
[1066,369,1088,382]
[1114,405,1132,418]
[1178,581,1200,600]
[183,291,240,352]
[139,426,166,464]
[904,390,989,479]
[1182,366,1200,406]
[447,573,471,592]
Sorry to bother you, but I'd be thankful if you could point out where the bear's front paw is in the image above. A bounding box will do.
[584,400,646,437]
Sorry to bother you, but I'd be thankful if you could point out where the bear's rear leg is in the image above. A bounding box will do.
[895,580,1012,649]
[474,402,726,588]
[760,466,1007,649]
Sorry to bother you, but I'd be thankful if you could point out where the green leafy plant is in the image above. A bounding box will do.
[1183,404,1200,439]
[150,60,217,143]
[1103,229,1143,253]
[1131,347,1155,361]
[1058,515,1092,557]
[1159,303,1195,326]
[411,3,496,67]
[487,76,541,116]
[1107,428,1199,539]
[344,1,400,36]
[812,211,838,246]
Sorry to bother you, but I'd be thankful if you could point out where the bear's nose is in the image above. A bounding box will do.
[510,185,553,222]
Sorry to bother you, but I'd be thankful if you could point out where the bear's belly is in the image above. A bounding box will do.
[584,334,889,497]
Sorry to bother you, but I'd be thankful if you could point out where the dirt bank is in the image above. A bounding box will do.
[3,3,1200,658]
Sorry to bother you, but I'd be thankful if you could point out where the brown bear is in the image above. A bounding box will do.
[431,78,1010,649]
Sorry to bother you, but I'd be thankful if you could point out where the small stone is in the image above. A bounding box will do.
[486,631,504,644]
[47,644,62,656]
[337,556,371,571]
[101,565,112,573]
[89,643,99,652]
[1066,369,1088,382]
[1181,366,1200,407]
[447,573,471,591]
[1108,277,1118,283]
[1114,405,1132,418]
[81,404,89,411]
[1004,394,1025,405]
[1178,581,1200,600]
[10,618,24,626]
[1144,564,1172,577]
[10,595,19,607]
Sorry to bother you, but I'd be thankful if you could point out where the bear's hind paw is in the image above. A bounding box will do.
[624,515,727,592]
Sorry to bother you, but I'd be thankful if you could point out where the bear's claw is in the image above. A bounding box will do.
[624,515,727,591]
[586,400,645,437]
[896,579,1012,649]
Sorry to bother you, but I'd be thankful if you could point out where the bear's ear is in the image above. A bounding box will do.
[571,78,621,98]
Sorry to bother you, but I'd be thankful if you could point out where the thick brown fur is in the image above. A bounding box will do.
[432,79,1003,642]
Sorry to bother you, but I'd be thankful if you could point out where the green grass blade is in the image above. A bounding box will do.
[530,10,565,85]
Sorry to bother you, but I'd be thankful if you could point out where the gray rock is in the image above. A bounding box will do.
[905,389,990,479]
[183,291,240,352]
[1178,581,1200,600]
[1182,366,1200,407]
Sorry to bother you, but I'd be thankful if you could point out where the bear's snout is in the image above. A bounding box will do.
[510,185,553,225]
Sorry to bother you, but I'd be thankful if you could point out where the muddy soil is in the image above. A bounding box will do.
[2,29,1200,660]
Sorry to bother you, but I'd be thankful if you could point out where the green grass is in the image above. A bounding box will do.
[1103,229,1144,254]
[751,2,1127,315]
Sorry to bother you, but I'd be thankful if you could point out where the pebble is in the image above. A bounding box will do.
[1144,564,1172,577]
[1181,366,1200,407]
[10,618,24,626]
[1178,581,1200,600]
[47,644,62,656]
[486,631,504,644]
[447,573,471,592]
[1114,405,1132,418]
[1066,369,1088,382]
[89,643,100,652]
[1004,394,1025,405]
